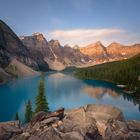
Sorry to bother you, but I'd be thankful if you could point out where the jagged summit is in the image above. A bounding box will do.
[21,33,48,48]
[63,44,70,48]
[48,39,61,47]
[20,33,46,42]
[95,40,103,46]
[32,32,43,36]
[84,41,105,49]
[108,41,123,48]
[73,44,80,49]
[1,19,140,77]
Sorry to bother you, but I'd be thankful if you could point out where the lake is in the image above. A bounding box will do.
[0,72,140,122]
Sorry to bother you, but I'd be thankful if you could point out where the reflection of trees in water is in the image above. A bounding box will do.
[82,84,140,112]
[83,80,122,99]
[107,89,120,99]
[83,79,140,112]
[122,93,140,111]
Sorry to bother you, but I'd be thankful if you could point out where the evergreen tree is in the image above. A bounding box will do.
[75,54,140,93]
[35,74,49,113]
[15,112,19,120]
[25,99,32,122]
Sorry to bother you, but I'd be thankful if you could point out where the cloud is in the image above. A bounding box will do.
[48,28,140,46]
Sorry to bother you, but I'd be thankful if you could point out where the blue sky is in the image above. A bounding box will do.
[0,0,140,46]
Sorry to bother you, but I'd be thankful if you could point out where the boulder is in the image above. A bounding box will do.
[28,135,39,140]
[24,127,62,140]
[31,108,64,126]
[4,104,140,140]
[31,111,48,125]
[86,104,124,122]
[39,127,62,140]
[45,107,64,120]
[126,120,140,132]
[127,132,140,140]
[10,132,30,140]
[59,107,101,140]
[62,131,84,140]
[103,119,140,140]
[41,117,59,125]
[0,121,22,140]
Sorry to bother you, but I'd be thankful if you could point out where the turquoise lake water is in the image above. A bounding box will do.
[0,72,140,122]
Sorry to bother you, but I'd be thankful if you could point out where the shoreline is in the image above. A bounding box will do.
[0,104,140,140]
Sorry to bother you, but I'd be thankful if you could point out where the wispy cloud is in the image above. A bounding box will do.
[48,28,135,46]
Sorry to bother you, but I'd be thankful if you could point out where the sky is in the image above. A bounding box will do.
[0,0,140,46]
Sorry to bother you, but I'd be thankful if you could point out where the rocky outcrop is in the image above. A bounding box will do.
[1,104,139,140]
[0,121,22,140]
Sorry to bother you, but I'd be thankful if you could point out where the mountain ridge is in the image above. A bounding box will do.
[21,32,140,67]
[21,33,92,70]
[1,19,140,83]
[80,40,140,64]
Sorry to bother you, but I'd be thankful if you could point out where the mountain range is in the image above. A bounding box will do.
[80,41,140,64]
[20,33,91,71]
[0,19,140,83]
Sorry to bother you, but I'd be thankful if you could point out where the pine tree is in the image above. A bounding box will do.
[25,99,32,122]
[15,112,19,120]
[35,74,49,113]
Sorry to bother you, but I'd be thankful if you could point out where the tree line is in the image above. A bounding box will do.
[75,54,140,94]
[15,74,49,122]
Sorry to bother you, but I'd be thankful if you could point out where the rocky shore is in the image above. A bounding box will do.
[0,104,140,140]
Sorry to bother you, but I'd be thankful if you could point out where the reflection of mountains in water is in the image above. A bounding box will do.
[46,72,84,99]
[82,79,140,111]
[82,86,120,99]
[48,73,65,78]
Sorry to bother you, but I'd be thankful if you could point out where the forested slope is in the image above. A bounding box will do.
[75,54,140,92]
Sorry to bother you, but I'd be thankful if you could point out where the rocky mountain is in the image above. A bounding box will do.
[1,104,140,140]
[0,20,49,83]
[107,42,140,61]
[21,34,91,71]
[80,41,109,64]
[1,19,140,82]
[80,41,140,64]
